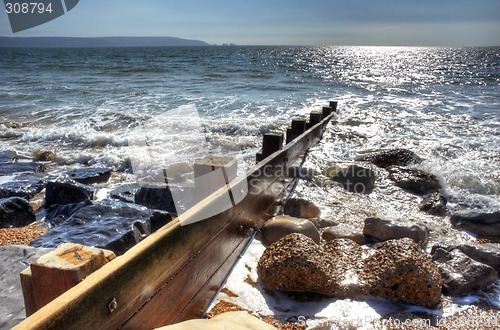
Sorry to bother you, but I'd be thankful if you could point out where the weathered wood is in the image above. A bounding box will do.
[256,132,284,162]
[286,118,306,144]
[14,105,335,330]
[20,243,116,317]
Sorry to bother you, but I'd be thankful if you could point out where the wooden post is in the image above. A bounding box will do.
[306,111,323,129]
[256,132,284,162]
[194,156,238,202]
[20,243,115,317]
[286,118,306,144]
[322,106,332,118]
[329,101,338,113]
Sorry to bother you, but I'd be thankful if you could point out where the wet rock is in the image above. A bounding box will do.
[33,150,56,162]
[0,197,36,228]
[322,225,367,245]
[44,199,93,227]
[30,203,172,255]
[432,248,498,295]
[44,181,94,208]
[449,209,500,237]
[308,217,339,229]
[0,245,54,329]
[258,234,363,297]
[363,217,430,247]
[134,185,176,212]
[419,192,448,216]
[362,238,442,309]
[329,164,376,194]
[109,183,141,203]
[357,148,423,168]
[0,162,45,176]
[388,166,441,195]
[0,150,16,163]
[0,175,45,199]
[431,241,500,272]
[60,167,112,185]
[283,198,320,218]
[261,215,320,245]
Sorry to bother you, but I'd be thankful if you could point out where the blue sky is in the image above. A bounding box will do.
[1,0,499,46]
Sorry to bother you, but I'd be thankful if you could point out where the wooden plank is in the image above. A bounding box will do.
[13,110,335,330]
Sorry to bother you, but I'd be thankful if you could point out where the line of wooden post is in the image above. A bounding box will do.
[257,101,338,162]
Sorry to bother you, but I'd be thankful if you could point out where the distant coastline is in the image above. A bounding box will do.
[0,36,210,48]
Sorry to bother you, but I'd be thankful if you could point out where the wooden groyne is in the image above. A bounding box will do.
[14,101,338,330]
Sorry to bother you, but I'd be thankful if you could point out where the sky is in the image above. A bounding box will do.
[1,0,499,46]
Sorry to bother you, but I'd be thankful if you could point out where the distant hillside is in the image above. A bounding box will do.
[0,36,210,48]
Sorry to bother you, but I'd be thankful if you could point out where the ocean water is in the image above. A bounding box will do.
[1,46,500,325]
[1,46,499,208]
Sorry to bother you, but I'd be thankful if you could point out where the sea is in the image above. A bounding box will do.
[0,46,498,208]
[1,46,499,325]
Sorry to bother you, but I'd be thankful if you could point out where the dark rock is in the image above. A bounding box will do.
[257,234,364,297]
[329,164,376,194]
[432,248,498,295]
[322,225,367,245]
[30,203,173,255]
[0,245,54,329]
[363,217,429,247]
[388,166,441,195]
[44,181,94,208]
[357,148,423,168]
[362,238,442,309]
[33,150,56,162]
[449,209,500,237]
[283,198,321,218]
[419,192,448,216]
[44,200,93,227]
[431,241,500,273]
[261,215,321,245]
[60,167,112,185]
[134,185,176,212]
[0,175,45,199]
[109,183,141,203]
[0,197,36,228]
[0,162,45,176]
[0,150,16,163]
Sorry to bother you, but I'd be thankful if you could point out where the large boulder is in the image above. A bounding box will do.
[432,248,498,295]
[30,203,172,255]
[431,241,500,273]
[59,167,112,185]
[44,200,93,227]
[357,149,423,168]
[362,238,442,309]
[134,185,176,212]
[261,215,320,245]
[419,192,448,216]
[44,181,94,208]
[0,197,36,228]
[0,162,45,176]
[388,166,441,195]
[257,234,364,297]
[363,217,429,247]
[283,198,320,218]
[109,183,141,203]
[449,209,500,237]
[328,164,376,194]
